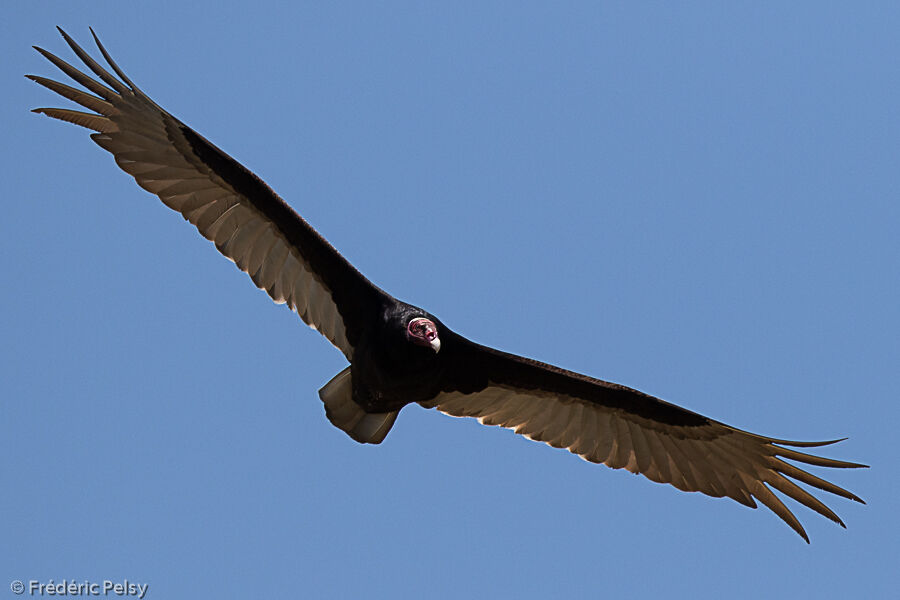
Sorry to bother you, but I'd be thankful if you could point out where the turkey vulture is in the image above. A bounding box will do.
[29,28,865,542]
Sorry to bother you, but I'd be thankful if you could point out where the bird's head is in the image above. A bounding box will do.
[407,317,441,353]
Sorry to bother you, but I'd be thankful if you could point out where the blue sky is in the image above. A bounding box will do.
[2,2,897,598]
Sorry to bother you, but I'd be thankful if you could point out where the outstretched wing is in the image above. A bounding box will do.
[29,28,389,360]
[424,331,866,542]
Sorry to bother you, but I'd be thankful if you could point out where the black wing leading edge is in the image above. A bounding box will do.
[29,27,389,359]
[423,333,866,542]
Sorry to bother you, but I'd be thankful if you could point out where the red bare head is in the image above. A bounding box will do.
[407,317,441,353]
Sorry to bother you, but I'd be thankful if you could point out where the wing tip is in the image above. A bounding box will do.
[770,436,846,448]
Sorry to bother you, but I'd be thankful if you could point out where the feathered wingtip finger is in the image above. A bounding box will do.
[29,106,116,133]
[27,28,144,134]
[767,436,849,448]
[53,26,131,95]
[87,26,142,92]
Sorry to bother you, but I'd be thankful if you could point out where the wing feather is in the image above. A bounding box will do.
[604,415,629,470]
[26,75,113,114]
[587,411,614,464]
[421,333,866,541]
[270,253,301,304]
[557,401,584,450]
[625,419,652,475]
[257,240,291,296]
[30,28,390,359]
[32,28,866,542]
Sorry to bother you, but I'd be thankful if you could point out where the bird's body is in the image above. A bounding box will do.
[351,303,445,412]
[30,28,866,542]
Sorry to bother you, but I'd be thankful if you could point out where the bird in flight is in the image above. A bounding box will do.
[29,28,866,542]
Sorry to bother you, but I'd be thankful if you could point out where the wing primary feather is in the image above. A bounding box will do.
[26,75,114,114]
[104,126,169,146]
[772,445,867,469]
[759,436,848,448]
[745,478,809,543]
[655,433,697,492]
[32,108,114,133]
[31,46,118,101]
[56,27,131,95]
[772,459,865,503]
[88,27,143,93]
[669,436,719,496]
[764,475,845,527]
[682,437,731,497]
[694,438,757,501]
[717,434,866,501]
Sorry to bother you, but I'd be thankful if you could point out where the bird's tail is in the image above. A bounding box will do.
[318,367,398,444]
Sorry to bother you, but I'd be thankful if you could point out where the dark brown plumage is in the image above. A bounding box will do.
[29,28,866,542]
